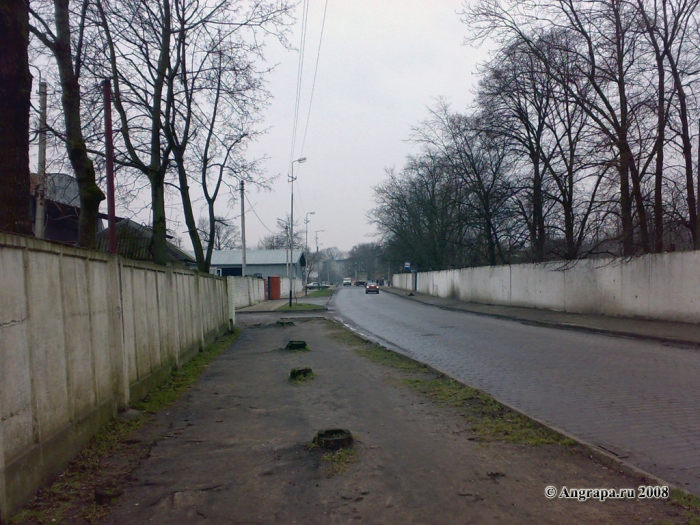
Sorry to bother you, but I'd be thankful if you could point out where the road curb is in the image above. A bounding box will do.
[330,317,680,497]
[381,287,700,349]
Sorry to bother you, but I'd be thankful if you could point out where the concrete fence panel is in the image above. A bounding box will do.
[392,273,412,291]
[280,277,304,297]
[619,256,652,318]
[0,233,228,519]
[647,252,700,322]
[562,259,604,313]
[393,250,700,323]
[471,266,511,304]
[227,276,265,308]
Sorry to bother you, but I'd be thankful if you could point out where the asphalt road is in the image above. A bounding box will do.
[330,286,700,495]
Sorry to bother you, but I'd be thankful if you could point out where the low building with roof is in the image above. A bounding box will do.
[30,172,103,244]
[209,249,306,278]
[95,218,195,266]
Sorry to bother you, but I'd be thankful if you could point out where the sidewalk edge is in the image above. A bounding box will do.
[331,316,679,497]
[382,288,700,349]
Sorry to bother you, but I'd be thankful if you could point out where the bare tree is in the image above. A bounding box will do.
[164,0,289,272]
[91,0,174,263]
[477,38,554,261]
[29,0,105,247]
[197,215,240,251]
[413,103,520,265]
[478,32,612,260]
[463,0,656,255]
[0,0,32,234]
[655,0,700,247]
[371,153,470,270]
[347,242,382,280]
[257,215,302,250]
[88,0,290,266]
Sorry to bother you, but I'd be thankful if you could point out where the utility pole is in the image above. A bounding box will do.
[696,118,700,250]
[102,79,116,254]
[34,81,47,238]
[288,157,306,307]
[240,179,246,277]
[304,211,314,295]
[314,229,324,289]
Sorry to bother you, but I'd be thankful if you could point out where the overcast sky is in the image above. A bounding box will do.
[238,0,488,253]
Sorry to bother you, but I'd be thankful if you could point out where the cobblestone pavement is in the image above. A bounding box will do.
[331,287,700,495]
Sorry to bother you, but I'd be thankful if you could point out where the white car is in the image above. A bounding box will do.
[342,278,352,287]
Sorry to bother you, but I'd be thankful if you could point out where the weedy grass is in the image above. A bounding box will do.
[334,321,700,521]
[277,303,325,312]
[670,488,700,525]
[356,345,427,373]
[321,448,357,475]
[9,329,241,525]
[289,372,315,384]
[331,323,570,446]
[135,329,240,413]
[403,377,569,445]
[306,440,356,475]
[328,329,427,373]
[305,287,334,298]
[327,329,366,347]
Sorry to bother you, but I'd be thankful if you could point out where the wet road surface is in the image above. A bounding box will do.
[331,286,700,495]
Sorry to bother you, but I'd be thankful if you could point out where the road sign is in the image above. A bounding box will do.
[404,262,411,271]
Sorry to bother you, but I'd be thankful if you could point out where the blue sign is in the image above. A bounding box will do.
[404,262,411,271]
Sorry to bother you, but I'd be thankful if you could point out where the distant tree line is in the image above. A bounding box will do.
[371,0,700,271]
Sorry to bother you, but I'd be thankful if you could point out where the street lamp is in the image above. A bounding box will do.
[314,229,324,291]
[289,157,307,307]
[304,211,315,296]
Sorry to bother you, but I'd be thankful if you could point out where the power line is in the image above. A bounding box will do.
[244,192,275,234]
[289,0,310,167]
[301,0,329,154]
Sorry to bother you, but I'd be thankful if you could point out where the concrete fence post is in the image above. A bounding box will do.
[227,277,236,330]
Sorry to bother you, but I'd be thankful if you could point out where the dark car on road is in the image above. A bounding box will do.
[365,280,379,294]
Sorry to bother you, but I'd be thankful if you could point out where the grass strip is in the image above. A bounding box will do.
[304,287,334,298]
[10,329,241,525]
[134,329,240,413]
[331,326,570,445]
[289,372,315,384]
[403,377,569,445]
[670,488,700,525]
[277,303,326,312]
[321,448,357,475]
[334,322,700,521]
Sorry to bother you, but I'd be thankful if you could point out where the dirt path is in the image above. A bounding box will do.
[98,317,689,524]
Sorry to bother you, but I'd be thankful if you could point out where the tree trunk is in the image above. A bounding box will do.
[666,54,697,247]
[0,1,32,234]
[614,2,649,255]
[150,176,168,264]
[653,49,665,253]
[54,0,104,248]
[532,156,545,261]
[625,143,651,253]
[618,162,634,255]
[176,155,206,271]
[205,204,217,270]
[149,0,171,265]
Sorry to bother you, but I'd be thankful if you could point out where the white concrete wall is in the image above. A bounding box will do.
[226,276,303,309]
[0,233,229,519]
[393,251,700,323]
[280,277,304,297]
[228,276,266,308]
[392,273,412,291]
